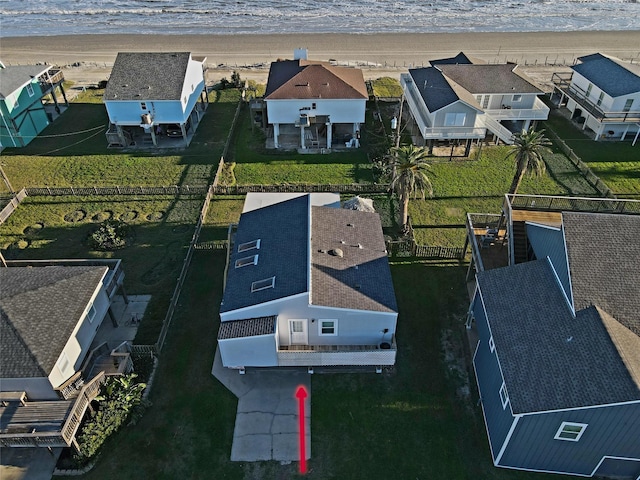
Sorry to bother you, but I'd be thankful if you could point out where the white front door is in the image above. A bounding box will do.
[289,319,308,345]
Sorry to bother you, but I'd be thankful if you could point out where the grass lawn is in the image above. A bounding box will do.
[408,145,593,246]
[67,255,574,480]
[543,112,640,198]
[0,195,202,344]
[0,89,241,192]
[228,106,375,185]
[370,77,403,98]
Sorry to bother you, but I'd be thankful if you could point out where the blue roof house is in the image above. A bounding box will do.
[552,53,640,143]
[216,193,398,371]
[468,205,640,479]
[0,64,68,148]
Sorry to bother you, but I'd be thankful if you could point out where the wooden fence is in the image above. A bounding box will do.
[545,127,616,199]
[0,188,27,224]
[211,183,389,195]
[386,239,465,259]
[25,185,209,196]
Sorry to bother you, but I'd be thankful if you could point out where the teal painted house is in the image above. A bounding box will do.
[0,64,67,148]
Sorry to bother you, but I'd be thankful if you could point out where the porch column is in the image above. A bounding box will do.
[108,306,119,327]
[621,124,630,141]
[300,126,306,149]
[523,119,531,131]
[59,83,69,106]
[150,127,158,146]
[326,122,332,148]
[116,124,127,147]
[273,123,279,149]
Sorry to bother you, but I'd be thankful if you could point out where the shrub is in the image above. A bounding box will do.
[89,220,130,251]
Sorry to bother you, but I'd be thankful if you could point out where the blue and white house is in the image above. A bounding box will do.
[103,52,208,147]
[216,193,398,371]
[401,54,549,150]
[467,199,640,479]
[552,53,640,143]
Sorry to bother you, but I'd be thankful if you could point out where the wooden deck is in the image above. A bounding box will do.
[0,400,74,435]
[511,209,563,227]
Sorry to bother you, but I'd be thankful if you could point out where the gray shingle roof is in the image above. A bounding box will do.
[217,316,276,340]
[573,53,640,97]
[0,266,108,378]
[477,259,640,414]
[220,196,309,313]
[562,212,640,336]
[438,64,542,95]
[0,65,50,98]
[311,207,397,313]
[408,67,463,112]
[264,59,368,100]
[104,52,193,101]
[429,52,475,66]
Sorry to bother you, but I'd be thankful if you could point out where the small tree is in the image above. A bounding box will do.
[389,145,433,233]
[231,71,242,88]
[506,127,552,195]
[89,220,130,251]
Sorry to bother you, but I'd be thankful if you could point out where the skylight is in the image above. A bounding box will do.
[251,276,275,292]
[235,255,258,269]
[238,239,260,253]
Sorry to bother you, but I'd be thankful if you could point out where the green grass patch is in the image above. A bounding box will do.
[199,195,245,242]
[0,195,202,344]
[543,113,640,198]
[370,77,403,98]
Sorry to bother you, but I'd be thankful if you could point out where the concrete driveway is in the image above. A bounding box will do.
[212,349,311,463]
[0,447,61,480]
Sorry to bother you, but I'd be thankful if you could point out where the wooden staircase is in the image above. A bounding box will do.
[512,221,529,264]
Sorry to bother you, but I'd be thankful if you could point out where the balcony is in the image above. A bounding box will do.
[484,97,550,121]
[277,336,397,367]
[38,69,65,94]
[552,73,640,123]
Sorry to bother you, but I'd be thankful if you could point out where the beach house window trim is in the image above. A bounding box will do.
[86,302,97,324]
[476,95,482,105]
[623,99,633,112]
[319,319,338,336]
[26,84,35,97]
[586,83,593,97]
[597,92,604,106]
[482,95,490,109]
[251,276,275,292]
[512,94,522,102]
[554,422,588,442]
[238,239,261,253]
[489,336,495,352]
[141,102,147,110]
[444,113,466,127]
[499,382,509,409]
[235,255,258,268]
[13,94,19,109]
[312,103,317,110]
[57,352,70,376]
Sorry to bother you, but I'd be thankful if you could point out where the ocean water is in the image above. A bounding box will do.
[1,0,639,37]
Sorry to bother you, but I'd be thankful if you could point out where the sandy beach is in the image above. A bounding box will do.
[2,31,640,88]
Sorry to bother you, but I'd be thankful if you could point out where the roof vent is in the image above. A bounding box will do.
[340,240,345,244]
[355,283,361,289]
[329,248,344,258]
[347,223,355,227]
[356,243,363,249]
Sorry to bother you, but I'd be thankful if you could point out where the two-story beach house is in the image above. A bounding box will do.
[551,53,640,143]
[263,49,368,151]
[401,54,549,152]
[216,193,398,372]
[103,52,208,148]
[464,195,640,479]
[0,63,67,148]
[0,260,131,450]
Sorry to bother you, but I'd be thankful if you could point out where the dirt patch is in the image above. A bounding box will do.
[119,211,139,222]
[63,210,87,223]
[145,211,165,221]
[91,210,113,222]
[23,222,44,236]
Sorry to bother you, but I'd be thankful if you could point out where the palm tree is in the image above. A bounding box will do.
[506,127,552,195]
[389,145,433,232]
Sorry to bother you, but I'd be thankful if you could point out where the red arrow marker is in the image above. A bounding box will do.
[295,385,308,474]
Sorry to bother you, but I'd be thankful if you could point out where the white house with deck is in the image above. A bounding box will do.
[551,53,640,143]
[216,193,398,371]
[103,52,208,147]
[401,54,549,151]
[264,49,368,150]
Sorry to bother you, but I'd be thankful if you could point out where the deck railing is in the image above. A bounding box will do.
[507,194,640,215]
[61,372,107,448]
[277,336,397,367]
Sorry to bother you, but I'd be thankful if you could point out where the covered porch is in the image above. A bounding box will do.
[266,121,361,152]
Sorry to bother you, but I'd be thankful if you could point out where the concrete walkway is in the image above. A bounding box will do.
[212,349,311,463]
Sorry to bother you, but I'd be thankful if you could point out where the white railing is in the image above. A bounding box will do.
[422,126,487,140]
[277,339,397,367]
[485,98,550,121]
[483,116,515,144]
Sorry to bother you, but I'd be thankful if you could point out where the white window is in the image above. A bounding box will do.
[554,422,588,442]
[13,93,19,109]
[235,255,258,268]
[499,383,509,409]
[26,83,35,97]
[57,352,70,375]
[238,239,260,253]
[312,103,317,109]
[251,276,275,292]
[475,95,482,104]
[319,319,338,336]
[489,336,495,352]
[141,102,147,110]
[444,112,466,127]
[482,95,490,109]
[623,99,633,112]
[512,94,522,102]
[586,83,593,97]
[86,302,97,324]
[597,92,604,106]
